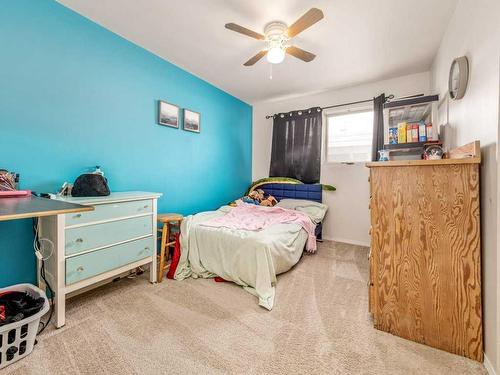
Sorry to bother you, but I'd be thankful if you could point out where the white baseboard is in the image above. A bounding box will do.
[484,353,497,375]
[323,236,370,247]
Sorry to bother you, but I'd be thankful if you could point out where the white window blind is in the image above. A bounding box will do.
[326,109,374,163]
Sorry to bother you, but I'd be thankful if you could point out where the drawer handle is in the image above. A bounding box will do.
[141,247,150,254]
[76,266,84,272]
[73,214,82,218]
[143,205,149,209]
[76,238,84,243]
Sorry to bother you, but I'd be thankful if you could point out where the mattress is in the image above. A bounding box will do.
[174,205,308,310]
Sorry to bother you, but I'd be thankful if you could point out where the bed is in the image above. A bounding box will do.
[259,183,323,240]
[174,183,327,310]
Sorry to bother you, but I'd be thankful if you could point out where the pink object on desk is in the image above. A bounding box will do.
[0,190,32,198]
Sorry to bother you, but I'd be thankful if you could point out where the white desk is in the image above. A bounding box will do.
[0,196,92,221]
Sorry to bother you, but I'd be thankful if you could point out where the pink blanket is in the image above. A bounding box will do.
[202,204,317,252]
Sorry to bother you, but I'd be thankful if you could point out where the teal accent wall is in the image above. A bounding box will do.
[0,1,252,287]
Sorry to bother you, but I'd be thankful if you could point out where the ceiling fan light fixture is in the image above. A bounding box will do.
[225,8,323,66]
[267,47,285,64]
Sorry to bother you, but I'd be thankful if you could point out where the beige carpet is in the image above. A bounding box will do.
[4,241,486,375]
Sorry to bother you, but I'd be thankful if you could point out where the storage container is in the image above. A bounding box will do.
[0,284,49,369]
[384,95,438,144]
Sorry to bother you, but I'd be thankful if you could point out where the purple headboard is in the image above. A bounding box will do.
[257,183,322,203]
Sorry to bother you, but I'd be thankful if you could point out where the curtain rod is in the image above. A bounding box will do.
[264,94,399,119]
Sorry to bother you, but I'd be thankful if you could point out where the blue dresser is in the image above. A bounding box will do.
[39,191,162,328]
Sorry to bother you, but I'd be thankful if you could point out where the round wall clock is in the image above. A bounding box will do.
[448,56,469,100]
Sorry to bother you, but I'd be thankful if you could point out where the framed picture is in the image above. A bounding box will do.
[158,100,179,128]
[183,109,200,133]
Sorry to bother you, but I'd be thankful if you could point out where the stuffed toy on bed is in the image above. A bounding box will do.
[240,189,278,207]
[260,195,277,206]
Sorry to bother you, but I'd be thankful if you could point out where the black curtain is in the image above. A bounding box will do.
[371,93,386,161]
[269,107,322,183]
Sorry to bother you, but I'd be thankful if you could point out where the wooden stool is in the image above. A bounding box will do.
[157,213,183,282]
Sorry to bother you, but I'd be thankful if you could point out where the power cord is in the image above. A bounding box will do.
[37,258,54,335]
[32,218,54,335]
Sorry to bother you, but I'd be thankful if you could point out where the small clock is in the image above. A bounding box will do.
[448,56,469,100]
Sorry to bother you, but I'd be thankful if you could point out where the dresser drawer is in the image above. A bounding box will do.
[66,237,153,285]
[65,215,152,255]
[65,199,152,227]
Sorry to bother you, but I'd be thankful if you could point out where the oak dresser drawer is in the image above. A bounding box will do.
[65,199,152,227]
[65,237,154,285]
[65,215,152,255]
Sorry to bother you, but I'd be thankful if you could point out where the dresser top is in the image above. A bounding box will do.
[368,141,481,168]
[55,191,162,205]
[366,157,481,168]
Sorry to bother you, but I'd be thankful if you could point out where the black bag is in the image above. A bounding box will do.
[72,173,110,197]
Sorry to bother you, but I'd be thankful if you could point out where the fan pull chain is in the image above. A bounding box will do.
[269,64,273,80]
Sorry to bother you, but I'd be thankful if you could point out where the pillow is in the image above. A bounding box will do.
[276,199,328,224]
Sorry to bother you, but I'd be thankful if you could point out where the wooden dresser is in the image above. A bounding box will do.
[39,192,161,328]
[366,157,482,361]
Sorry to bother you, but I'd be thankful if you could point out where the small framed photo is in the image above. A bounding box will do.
[183,109,200,133]
[158,100,179,128]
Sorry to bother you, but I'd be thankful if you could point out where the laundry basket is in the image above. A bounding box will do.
[0,284,49,369]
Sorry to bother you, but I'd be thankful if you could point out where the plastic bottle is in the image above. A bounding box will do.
[94,166,104,177]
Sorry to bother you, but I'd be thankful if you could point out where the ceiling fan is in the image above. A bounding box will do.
[225,8,324,66]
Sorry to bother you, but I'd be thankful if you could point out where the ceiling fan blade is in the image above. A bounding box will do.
[225,23,265,40]
[287,8,324,38]
[244,50,268,66]
[286,46,316,62]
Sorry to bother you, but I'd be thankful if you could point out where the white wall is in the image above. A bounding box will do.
[253,72,430,245]
[430,1,500,372]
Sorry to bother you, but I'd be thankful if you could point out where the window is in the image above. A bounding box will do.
[326,109,374,163]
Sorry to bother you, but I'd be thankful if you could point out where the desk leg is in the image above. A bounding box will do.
[39,213,66,328]
[55,214,66,328]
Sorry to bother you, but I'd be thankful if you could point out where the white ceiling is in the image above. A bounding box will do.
[58,0,457,104]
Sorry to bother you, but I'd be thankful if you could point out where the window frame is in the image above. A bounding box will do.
[323,103,374,165]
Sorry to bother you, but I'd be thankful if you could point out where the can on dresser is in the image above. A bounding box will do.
[411,124,419,142]
[419,122,427,142]
[426,123,433,141]
[406,125,412,144]
[398,122,407,143]
[389,127,398,144]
